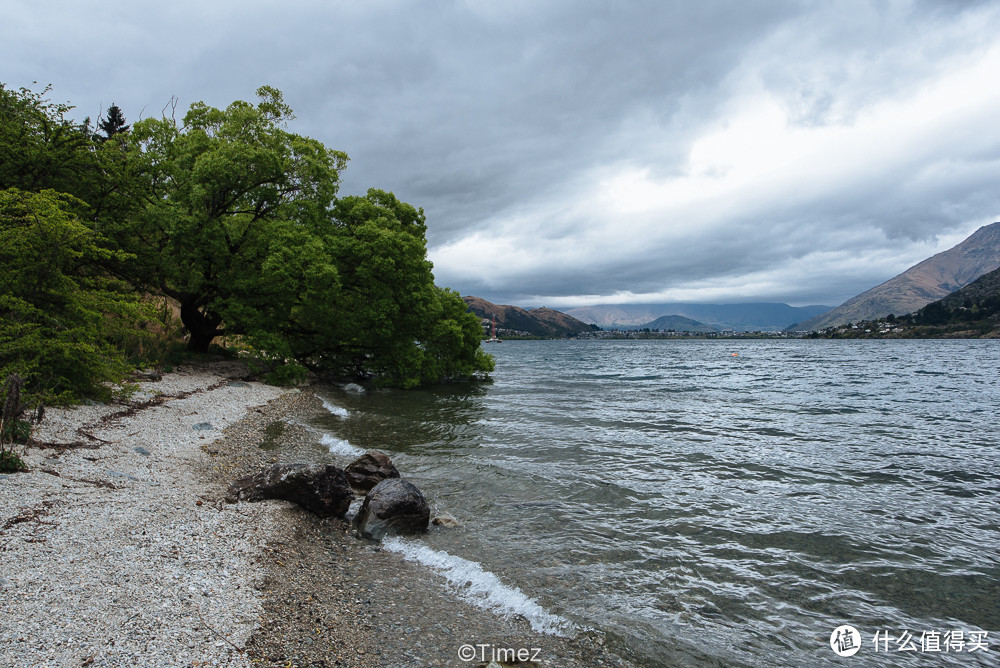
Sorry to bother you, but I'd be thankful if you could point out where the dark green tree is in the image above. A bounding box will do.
[97,103,129,140]
[0,84,154,404]
[917,301,950,326]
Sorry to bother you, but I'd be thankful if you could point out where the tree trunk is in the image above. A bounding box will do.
[180,299,222,353]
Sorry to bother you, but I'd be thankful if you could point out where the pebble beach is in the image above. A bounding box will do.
[0,361,630,667]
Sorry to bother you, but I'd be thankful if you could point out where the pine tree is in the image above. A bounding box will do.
[97,103,129,140]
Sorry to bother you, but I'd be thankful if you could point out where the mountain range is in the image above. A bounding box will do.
[817,264,1000,338]
[564,302,831,332]
[792,222,1000,331]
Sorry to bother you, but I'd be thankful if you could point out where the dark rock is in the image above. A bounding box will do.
[226,463,353,517]
[355,478,430,539]
[345,450,400,492]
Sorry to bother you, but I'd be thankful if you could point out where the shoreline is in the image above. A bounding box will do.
[0,362,632,667]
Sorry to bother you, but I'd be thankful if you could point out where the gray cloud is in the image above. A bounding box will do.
[5,0,1000,308]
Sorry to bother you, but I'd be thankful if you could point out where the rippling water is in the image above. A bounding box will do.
[306,340,1000,666]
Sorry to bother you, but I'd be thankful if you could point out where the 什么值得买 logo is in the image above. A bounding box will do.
[830,625,862,657]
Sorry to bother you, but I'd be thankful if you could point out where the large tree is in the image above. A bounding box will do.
[1,82,491,391]
[124,87,491,385]
[125,86,347,352]
[0,84,153,403]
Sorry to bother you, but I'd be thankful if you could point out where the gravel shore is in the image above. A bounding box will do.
[0,361,291,667]
[0,362,632,667]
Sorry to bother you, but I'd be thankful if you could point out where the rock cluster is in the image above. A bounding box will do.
[228,449,432,540]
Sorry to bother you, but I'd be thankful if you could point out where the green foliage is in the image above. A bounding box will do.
[0,188,141,403]
[414,287,496,384]
[916,301,950,326]
[0,82,491,399]
[0,449,26,472]
[0,83,158,404]
[309,191,493,386]
[112,295,186,369]
[2,419,31,443]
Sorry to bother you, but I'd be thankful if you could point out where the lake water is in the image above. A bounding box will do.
[306,340,1000,666]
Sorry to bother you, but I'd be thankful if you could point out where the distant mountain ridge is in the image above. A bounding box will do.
[463,297,597,338]
[640,315,719,333]
[793,222,1000,331]
[565,302,831,332]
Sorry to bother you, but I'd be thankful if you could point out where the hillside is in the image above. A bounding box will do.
[565,303,831,332]
[911,264,1000,335]
[463,297,598,338]
[937,264,1000,310]
[815,265,1000,339]
[792,222,1000,331]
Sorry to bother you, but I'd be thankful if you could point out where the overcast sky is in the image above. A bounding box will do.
[6,0,1000,307]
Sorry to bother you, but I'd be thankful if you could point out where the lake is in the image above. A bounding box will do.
[307,339,1000,666]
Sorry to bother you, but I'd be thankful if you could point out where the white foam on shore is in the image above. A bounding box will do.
[381,537,574,636]
[320,433,364,457]
[319,397,349,418]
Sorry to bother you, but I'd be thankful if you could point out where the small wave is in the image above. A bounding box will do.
[382,537,574,636]
[320,433,364,457]
[319,397,349,418]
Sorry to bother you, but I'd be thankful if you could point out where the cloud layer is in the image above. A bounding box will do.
[7,0,1000,306]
